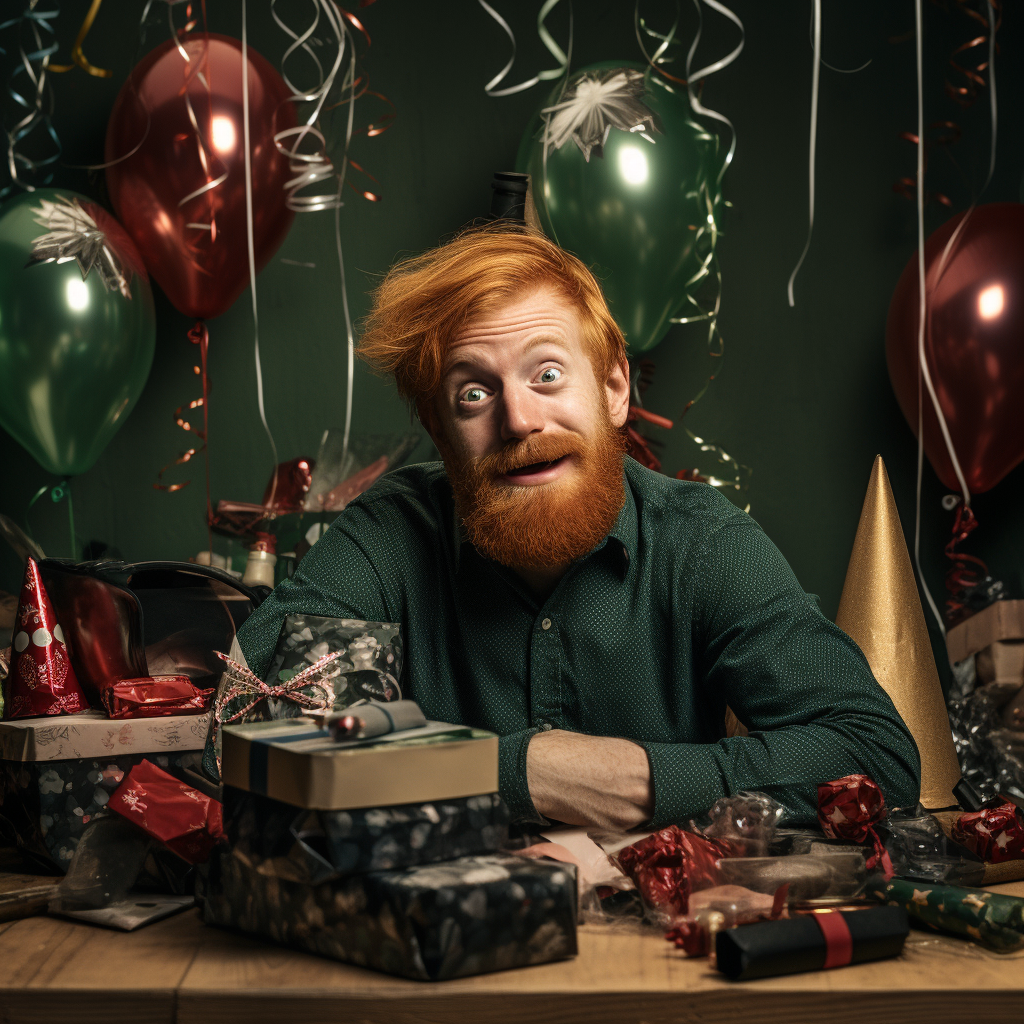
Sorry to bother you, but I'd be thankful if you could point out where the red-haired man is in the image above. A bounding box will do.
[237,225,920,831]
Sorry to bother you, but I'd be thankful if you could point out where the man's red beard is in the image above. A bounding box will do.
[438,413,627,570]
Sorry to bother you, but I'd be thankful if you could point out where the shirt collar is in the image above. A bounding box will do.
[450,465,637,579]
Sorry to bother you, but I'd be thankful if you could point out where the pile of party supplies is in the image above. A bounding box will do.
[0,558,238,879]
[201,701,578,980]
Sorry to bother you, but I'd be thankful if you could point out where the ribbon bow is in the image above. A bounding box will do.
[817,774,894,879]
[213,649,343,724]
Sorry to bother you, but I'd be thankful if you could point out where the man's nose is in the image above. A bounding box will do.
[499,383,545,441]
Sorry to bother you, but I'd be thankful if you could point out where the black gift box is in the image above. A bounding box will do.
[223,786,509,880]
[715,906,909,981]
[202,845,578,980]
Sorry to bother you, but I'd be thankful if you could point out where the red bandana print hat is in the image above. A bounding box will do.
[5,558,88,718]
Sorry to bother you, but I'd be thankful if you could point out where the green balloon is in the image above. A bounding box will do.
[0,188,155,476]
[517,62,724,354]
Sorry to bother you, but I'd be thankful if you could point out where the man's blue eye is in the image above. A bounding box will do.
[539,367,561,384]
[464,388,486,403]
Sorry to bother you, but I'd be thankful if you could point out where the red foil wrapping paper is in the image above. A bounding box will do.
[109,758,224,864]
[951,803,1024,863]
[817,774,893,877]
[5,557,88,719]
[102,675,214,719]
[617,826,731,917]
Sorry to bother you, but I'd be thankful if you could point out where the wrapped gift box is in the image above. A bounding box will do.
[220,717,498,810]
[202,615,403,780]
[202,846,578,980]
[0,712,207,871]
[224,787,509,878]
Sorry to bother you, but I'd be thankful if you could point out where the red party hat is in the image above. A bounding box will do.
[4,558,89,719]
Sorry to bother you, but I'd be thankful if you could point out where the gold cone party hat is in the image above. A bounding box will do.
[835,456,961,810]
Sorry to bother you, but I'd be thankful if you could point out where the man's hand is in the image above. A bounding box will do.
[526,729,654,830]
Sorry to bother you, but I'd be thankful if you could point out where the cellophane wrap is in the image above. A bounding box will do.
[880,806,985,885]
[202,846,577,980]
[947,657,1024,806]
[700,791,784,856]
[223,786,509,880]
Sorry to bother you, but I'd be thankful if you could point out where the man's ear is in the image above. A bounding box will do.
[606,357,631,429]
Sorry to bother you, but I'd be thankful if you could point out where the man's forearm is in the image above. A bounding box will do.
[526,729,654,830]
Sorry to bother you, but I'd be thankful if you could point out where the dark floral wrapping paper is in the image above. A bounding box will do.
[224,787,509,879]
[202,615,403,780]
[0,750,202,872]
[202,846,578,980]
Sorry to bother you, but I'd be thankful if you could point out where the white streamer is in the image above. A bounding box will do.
[478,0,569,96]
[786,0,820,307]
[241,0,280,508]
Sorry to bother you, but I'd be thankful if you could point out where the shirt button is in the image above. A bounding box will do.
[541,618,552,631]
[538,721,553,731]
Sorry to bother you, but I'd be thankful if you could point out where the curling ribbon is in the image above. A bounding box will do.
[49,0,111,78]
[634,1,748,507]
[0,3,62,195]
[943,501,988,623]
[26,479,76,560]
[478,0,570,97]
[786,0,820,307]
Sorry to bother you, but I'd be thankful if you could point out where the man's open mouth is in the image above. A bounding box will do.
[504,454,570,479]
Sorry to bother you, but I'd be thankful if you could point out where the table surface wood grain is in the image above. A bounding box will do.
[1,881,1021,1024]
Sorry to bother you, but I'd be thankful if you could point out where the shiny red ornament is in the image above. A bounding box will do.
[105,34,296,321]
[4,558,89,719]
[886,203,1024,494]
[108,759,224,864]
[951,802,1024,864]
[617,826,729,917]
[818,774,892,876]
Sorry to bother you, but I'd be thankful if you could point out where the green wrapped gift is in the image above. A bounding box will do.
[870,877,1024,952]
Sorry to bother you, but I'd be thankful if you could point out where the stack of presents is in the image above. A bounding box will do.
[0,556,576,979]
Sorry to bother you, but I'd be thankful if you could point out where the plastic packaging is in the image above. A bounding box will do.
[717,852,867,903]
[49,815,149,911]
[701,791,784,856]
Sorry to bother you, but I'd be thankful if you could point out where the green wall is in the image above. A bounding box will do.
[2,1,1022,688]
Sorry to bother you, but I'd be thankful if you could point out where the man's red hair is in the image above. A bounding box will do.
[358,224,627,406]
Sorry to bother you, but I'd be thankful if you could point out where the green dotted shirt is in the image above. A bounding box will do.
[237,458,921,828]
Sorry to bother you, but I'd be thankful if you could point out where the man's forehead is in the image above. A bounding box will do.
[450,285,579,353]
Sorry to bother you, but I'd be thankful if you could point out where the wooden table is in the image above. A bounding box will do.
[2,881,1022,1024]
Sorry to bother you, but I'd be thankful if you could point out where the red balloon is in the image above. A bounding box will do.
[105,34,296,321]
[886,203,1024,494]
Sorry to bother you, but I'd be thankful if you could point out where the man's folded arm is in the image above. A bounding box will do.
[236,512,393,678]
[641,519,921,829]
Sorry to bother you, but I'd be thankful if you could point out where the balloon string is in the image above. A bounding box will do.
[478,0,570,96]
[26,479,75,560]
[911,0,999,637]
[49,0,111,78]
[242,0,280,512]
[786,0,820,307]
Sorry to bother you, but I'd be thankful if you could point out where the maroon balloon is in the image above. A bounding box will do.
[105,34,296,321]
[886,203,1024,494]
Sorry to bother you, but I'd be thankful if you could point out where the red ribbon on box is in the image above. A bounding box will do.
[108,759,223,864]
[951,803,1024,864]
[102,676,214,719]
[817,774,893,878]
[617,826,731,917]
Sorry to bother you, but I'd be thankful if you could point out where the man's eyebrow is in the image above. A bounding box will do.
[442,335,570,379]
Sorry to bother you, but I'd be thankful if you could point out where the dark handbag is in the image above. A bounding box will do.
[37,559,267,705]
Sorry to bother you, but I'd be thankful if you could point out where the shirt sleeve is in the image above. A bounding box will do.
[641,518,922,828]
[236,509,394,679]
